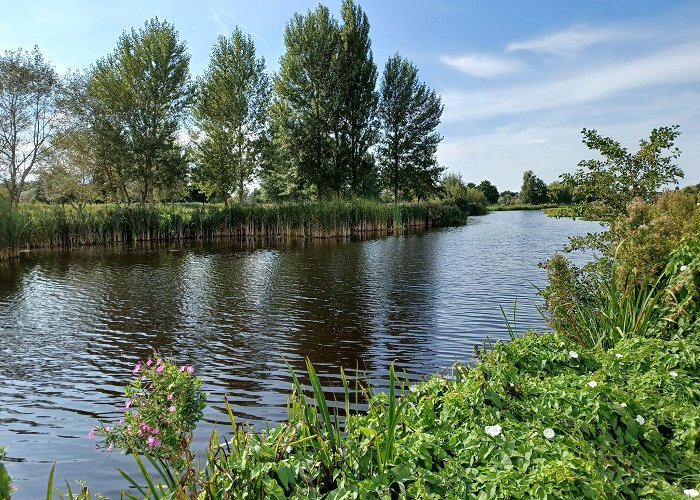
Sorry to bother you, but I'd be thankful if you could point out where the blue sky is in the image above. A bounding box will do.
[2,0,699,190]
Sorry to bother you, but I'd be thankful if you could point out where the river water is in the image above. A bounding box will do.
[0,210,600,498]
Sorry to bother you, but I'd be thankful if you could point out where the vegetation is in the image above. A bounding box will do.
[378,54,444,203]
[519,170,548,205]
[0,47,60,207]
[192,29,270,205]
[46,246,700,498]
[0,200,464,254]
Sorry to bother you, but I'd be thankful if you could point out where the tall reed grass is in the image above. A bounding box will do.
[0,200,465,260]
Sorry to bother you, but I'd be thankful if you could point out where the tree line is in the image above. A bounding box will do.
[0,2,447,209]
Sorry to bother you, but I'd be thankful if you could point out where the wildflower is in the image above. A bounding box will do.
[615,353,623,359]
[88,430,94,440]
[680,265,688,272]
[146,358,153,366]
[155,364,164,373]
[684,489,699,497]
[670,371,678,378]
[285,445,293,454]
[636,415,645,425]
[620,402,627,408]
[167,393,174,401]
[132,363,141,375]
[569,350,579,359]
[485,424,502,437]
[168,405,176,412]
[106,444,113,453]
[124,399,131,409]
[146,436,161,449]
[543,428,555,439]
[587,380,598,388]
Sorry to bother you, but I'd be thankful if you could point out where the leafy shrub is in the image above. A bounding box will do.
[94,354,206,469]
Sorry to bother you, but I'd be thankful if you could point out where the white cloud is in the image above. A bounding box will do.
[507,25,642,56]
[440,53,523,79]
[442,41,700,122]
[526,139,547,145]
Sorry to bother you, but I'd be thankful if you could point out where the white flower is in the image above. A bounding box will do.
[569,350,579,359]
[485,424,502,437]
[636,415,645,425]
[670,371,679,378]
[684,489,699,497]
[680,265,688,272]
[615,353,623,359]
[587,380,598,388]
[286,445,293,454]
[620,402,627,408]
[543,428,555,439]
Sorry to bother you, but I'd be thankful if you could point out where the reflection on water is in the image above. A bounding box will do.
[0,210,601,498]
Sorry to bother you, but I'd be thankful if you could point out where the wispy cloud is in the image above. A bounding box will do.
[440,53,524,79]
[506,25,643,56]
[442,41,700,121]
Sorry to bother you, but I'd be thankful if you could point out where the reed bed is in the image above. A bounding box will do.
[0,200,465,259]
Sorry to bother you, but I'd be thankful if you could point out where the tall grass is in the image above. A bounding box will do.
[0,200,465,260]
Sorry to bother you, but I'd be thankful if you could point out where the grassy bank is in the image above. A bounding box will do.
[34,230,699,499]
[0,200,465,260]
[488,203,564,212]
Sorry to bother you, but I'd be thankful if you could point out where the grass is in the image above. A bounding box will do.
[0,200,466,260]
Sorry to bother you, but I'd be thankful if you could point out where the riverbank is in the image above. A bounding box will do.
[0,200,465,262]
[488,203,565,212]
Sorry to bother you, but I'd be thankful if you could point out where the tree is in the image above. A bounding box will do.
[0,47,60,208]
[378,53,443,203]
[520,170,548,205]
[547,180,573,204]
[193,29,270,205]
[563,126,683,222]
[337,0,378,196]
[271,5,341,198]
[88,18,191,207]
[477,180,499,204]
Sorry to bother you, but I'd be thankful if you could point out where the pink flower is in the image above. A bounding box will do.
[167,393,174,401]
[146,358,153,366]
[107,444,113,452]
[168,405,176,412]
[88,430,94,440]
[132,363,141,376]
[146,436,161,449]
[151,426,160,434]
[124,399,131,409]
[155,364,164,373]
[179,365,194,373]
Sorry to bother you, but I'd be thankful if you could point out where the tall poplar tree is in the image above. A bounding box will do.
[378,54,443,203]
[337,0,378,197]
[272,5,340,198]
[193,29,270,205]
[88,18,191,207]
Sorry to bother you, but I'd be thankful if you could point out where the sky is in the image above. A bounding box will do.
[2,0,699,191]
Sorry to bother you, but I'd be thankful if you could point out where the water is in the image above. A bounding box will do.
[0,210,600,498]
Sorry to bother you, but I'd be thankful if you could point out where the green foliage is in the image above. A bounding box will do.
[269,2,379,200]
[0,46,60,207]
[0,200,464,258]
[193,29,270,205]
[95,354,206,468]
[0,447,10,500]
[88,18,191,207]
[477,180,499,205]
[547,180,573,205]
[53,329,700,498]
[563,126,683,225]
[378,53,444,203]
[519,170,548,205]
